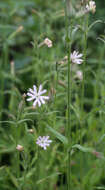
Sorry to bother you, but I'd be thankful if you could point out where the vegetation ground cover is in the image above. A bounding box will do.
[0,0,105,190]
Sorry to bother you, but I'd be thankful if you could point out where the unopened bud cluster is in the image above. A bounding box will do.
[86,1,96,14]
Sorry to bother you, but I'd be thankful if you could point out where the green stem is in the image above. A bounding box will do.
[81,16,89,139]
[15,123,20,180]
[80,15,88,187]
[65,1,72,189]
[0,43,9,123]
[94,44,105,108]
[23,152,28,190]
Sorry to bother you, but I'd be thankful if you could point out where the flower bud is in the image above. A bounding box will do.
[28,129,34,133]
[16,145,24,152]
[44,38,52,48]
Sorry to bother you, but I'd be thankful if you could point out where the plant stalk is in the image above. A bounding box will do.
[65,0,72,189]
[80,15,88,186]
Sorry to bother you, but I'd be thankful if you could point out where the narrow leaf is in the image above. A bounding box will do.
[46,125,68,145]
[94,187,105,190]
[37,172,61,184]
[17,119,33,124]
[0,121,15,125]
[72,144,94,153]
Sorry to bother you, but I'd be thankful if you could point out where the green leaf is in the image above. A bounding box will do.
[26,167,36,179]
[0,121,15,125]
[88,20,103,30]
[0,146,15,154]
[37,172,61,184]
[72,144,94,153]
[46,125,68,145]
[94,187,105,190]
[17,119,33,124]
[98,134,105,144]
[6,167,19,188]
[24,112,39,117]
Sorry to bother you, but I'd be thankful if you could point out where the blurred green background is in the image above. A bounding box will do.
[0,0,105,190]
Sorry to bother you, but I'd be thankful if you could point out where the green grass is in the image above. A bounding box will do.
[0,0,105,189]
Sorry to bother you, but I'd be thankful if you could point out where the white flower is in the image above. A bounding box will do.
[27,84,49,107]
[76,70,83,80]
[44,38,52,48]
[70,51,83,64]
[28,129,34,133]
[36,136,52,150]
[16,145,24,151]
[86,1,96,13]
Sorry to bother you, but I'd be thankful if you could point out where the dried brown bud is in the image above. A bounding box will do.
[58,80,66,88]
[22,93,26,98]
[17,26,24,33]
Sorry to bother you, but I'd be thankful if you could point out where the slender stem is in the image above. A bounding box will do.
[0,43,9,124]
[15,123,20,180]
[81,16,89,137]
[23,152,28,190]
[94,44,105,107]
[65,0,72,189]
[67,32,72,190]
[80,15,88,186]
[80,22,88,185]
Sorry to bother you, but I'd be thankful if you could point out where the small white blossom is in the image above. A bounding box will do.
[76,70,83,80]
[86,1,96,13]
[36,136,52,150]
[44,38,52,48]
[27,84,49,107]
[70,51,83,64]
[16,145,24,152]
[28,129,34,133]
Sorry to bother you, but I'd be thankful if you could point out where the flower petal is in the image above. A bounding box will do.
[37,99,41,107]
[38,89,47,96]
[27,96,35,101]
[40,97,45,104]
[33,85,37,93]
[41,96,49,100]
[27,92,34,97]
[33,99,38,107]
[28,88,35,95]
[38,84,43,93]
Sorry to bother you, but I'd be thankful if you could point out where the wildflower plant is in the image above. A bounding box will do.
[1,0,105,190]
[86,0,96,13]
[70,50,83,64]
[44,38,52,48]
[36,136,52,150]
[27,84,49,107]
[16,144,24,152]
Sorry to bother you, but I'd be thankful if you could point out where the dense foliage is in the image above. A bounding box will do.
[0,0,105,190]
